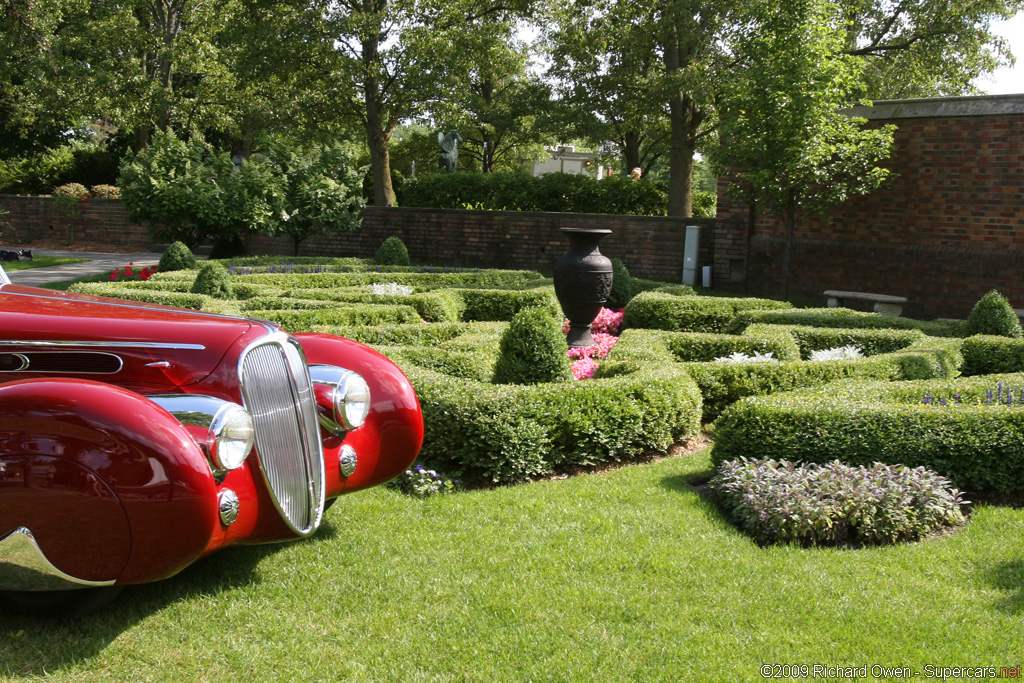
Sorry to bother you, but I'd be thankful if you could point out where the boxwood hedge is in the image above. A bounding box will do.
[711,374,1024,494]
[725,307,966,337]
[622,292,792,333]
[393,354,703,483]
[960,335,1024,376]
[605,327,962,419]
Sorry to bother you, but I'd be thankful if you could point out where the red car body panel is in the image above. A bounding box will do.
[0,280,423,590]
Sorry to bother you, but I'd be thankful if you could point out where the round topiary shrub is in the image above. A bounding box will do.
[191,262,234,299]
[158,241,198,272]
[375,236,411,266]
[606,257,633,310]
[53,183,90,199]
[965,289,1022,338]
[89,184,120,199]
[492,307,573,385]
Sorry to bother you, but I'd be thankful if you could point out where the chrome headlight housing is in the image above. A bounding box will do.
[309,365,372,434]
[151,395,255,473]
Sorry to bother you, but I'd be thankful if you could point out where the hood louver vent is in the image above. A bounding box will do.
[0,352,123,374]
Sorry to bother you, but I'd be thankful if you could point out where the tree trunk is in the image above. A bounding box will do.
[622,130,643,175]
[664,39,702,217]
[781,198,796,301]
[363,30,395,206]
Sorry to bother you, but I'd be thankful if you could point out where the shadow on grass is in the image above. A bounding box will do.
[0,519,341,677]
[981,558,1024,614]
[659,471,741,538]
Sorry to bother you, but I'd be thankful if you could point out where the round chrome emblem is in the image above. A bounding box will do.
[218,489,240,527]
[339,445,358,478]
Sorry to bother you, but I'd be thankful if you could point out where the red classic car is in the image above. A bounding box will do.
[0,263,423,617]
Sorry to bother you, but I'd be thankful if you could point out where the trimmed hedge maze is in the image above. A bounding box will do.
[70,258,1024,492]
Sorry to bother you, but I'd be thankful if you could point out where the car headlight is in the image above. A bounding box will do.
[335,371,371,429]
[309,365,372,434]
[208,403,255,471]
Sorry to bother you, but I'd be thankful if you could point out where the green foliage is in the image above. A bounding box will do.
[158,242,198,272]
[385,465,463,498]
[399,172,670,215]
[711,374,1024,494]
[375,237,411,266]
[607,327,961,419]
[402,358,702,483]
[714,0,896,297]
[725,307,965,337]
[0,140,124,195]
[68,283,210,310]
[691,190,716,218]
[710,458,966,546]
[607,258,634,310]
[460,289,559,322]
[89,184,120,199]
[960,335,1024,376]
[492,307,573,385]
[256,140,365,254]
[118,132,233,248]
[247,305,423,332]
[53,183,89,199]
[964,289,1023,338]
[622,292,792,333]
[191,263,234,299]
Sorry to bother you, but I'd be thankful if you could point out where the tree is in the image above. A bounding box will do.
[430,19,551,174]
[119,130,279,247]
[258,140,365,255]
[319,0,534,206]
[839,0,1024,98]
[713,0,896,299]
[542,0,737,216]
[543,0,669,178]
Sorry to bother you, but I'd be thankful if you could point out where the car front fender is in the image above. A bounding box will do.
[295,334,424,496]
[0,378,220,587]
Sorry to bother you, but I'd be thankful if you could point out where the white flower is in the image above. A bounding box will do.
[714,351,777,364]
[809,345,864,361]
[371,282,413,296]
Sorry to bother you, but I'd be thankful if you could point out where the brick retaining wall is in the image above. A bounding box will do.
[0,195,152,249]
[245,207,719,283]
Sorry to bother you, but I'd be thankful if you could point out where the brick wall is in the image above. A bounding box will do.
[0,195,152,249]
[715,94,1024,319]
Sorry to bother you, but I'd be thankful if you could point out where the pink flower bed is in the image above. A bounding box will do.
[566,308,623,380]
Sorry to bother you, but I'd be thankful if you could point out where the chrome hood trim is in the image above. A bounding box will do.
[0,527,117,591]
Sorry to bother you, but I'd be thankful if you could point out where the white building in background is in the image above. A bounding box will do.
[532,145,603,178]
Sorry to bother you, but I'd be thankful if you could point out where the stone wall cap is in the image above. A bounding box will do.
[845,93,1024,120]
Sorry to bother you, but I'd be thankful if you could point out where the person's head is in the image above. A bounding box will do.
[628,167,642,180]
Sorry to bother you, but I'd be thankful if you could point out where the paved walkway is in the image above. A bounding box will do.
[3,249,162,287]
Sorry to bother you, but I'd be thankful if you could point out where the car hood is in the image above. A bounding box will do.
[0,284,267,387]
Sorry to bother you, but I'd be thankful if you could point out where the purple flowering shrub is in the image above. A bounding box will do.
[709,458,967,546]
[386,464,463,498]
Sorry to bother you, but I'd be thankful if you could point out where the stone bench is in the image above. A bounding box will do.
[824,290,907,317]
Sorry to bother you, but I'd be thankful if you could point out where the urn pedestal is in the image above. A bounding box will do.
[553,227,613,348]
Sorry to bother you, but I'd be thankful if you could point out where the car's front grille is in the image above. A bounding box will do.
[238,335,324,535]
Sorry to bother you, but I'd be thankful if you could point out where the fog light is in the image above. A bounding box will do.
[339,445,358,477]
[218,489,240,526]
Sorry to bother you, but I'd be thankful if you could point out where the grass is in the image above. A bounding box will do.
[2,445,1021,682]
[2,256,87,271]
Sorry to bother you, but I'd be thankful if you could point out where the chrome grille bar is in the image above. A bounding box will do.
[239,334,324,535]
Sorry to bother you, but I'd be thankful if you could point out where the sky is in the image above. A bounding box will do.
[976,14,1024,94]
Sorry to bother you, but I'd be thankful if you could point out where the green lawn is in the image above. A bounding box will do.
[2,256,87,271]
[3,445,1021,682]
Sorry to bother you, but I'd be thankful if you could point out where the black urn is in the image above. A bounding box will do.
[553,227,613,348]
